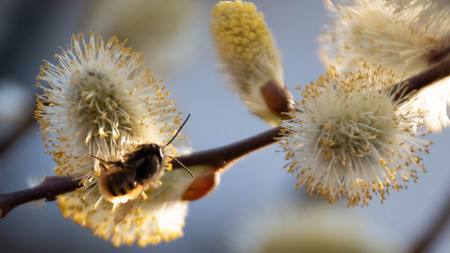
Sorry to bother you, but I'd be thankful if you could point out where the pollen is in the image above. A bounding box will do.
[211,0,275,75]
[320,0,450,131]
[280,65,431,206]
[36,32,183,183]
[211,0,288,125]
[36,32,187,247]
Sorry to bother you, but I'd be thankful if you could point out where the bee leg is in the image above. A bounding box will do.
[94,196,103,210]
[112,202,119,212]
[113,198,138,225]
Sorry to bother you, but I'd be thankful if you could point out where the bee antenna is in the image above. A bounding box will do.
[170,156,194,178]
[90,155,106,163]
[165,114,190,147]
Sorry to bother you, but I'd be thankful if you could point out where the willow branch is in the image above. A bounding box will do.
[1,55,449,219]
[0,109,35,156]
[392,51,450,101]
[176,126,281,170]
[0,176,81,218]
[0,99,51,156]
[0,126,281,218]
[410,189,450,253]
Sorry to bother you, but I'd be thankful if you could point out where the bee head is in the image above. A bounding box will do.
[141,143,164,161]
[124,143,163,180]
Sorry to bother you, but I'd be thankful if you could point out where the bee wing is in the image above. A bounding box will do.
[92,155,124,171]
[113,180,150,225]
[113,198,139,224]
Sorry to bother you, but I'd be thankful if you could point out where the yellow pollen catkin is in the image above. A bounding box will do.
[211,0,281,93]
[211,0,289,126]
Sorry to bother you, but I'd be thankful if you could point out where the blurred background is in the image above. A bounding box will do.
[0,0,448,252]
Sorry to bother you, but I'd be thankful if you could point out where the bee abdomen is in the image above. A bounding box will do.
[99,170,140,201]
[107,179,138,197]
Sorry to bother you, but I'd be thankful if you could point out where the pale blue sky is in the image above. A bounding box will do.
[0,1,448,252]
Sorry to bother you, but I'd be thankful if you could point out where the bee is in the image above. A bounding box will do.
[94,114,193,224]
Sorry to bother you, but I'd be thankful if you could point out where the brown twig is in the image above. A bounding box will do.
[0,56,449,219]
[0,126,282,218]
[392,52,450,101]
[177,126,281,169]
[0,111,35,156]
[0,99,53,156]
[0,176,81,218]
[410,190,450,253]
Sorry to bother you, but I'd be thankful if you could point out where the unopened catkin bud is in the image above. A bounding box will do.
[211,0,293,125]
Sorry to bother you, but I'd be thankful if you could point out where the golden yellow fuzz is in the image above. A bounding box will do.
[211,0,277,83]
[57,184,188,247]
[36,33,190,247]
[211,0,287,125]
[280,65,431,206]
[320,0,450,131]
[36,33,180,184]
